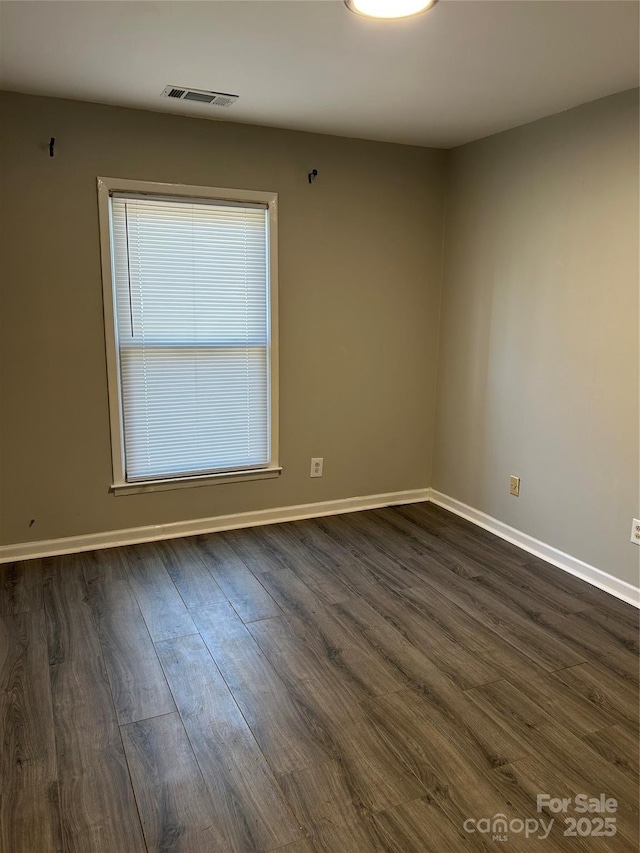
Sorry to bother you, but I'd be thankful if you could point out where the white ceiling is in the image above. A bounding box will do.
[0,0,638,148]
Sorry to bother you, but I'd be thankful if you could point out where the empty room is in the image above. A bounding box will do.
[0,1,638,851]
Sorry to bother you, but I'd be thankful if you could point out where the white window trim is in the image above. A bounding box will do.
[97,177,280,495]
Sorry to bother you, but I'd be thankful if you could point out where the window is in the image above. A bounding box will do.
[98,178,279,494]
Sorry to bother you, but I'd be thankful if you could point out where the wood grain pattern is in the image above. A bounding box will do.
[0,560,44,616]
[156,537,227,610]
[367,796,478,853]
[0,505,637,851]
[551,661,639,730]
[272,842,315,853]
[156,633,301,852]
[253,566,406,700]
[192,603,331,775]
[277,759,386,853]
[43,555,102,666]
[347,511,588,672]
[121,712,229,852]
[81,547,138,616]
[0,610,57,790]
[464,678,640,842]
[251,523,352,605]
[489,758,636,852]
[193,533,282,622]
[0,781,62,853]
[581,724,639,785]
[94,598,176,725]
[279,760,463,853]
[50,656,146,853]
[247,614,331,688]
[124,542,198,641]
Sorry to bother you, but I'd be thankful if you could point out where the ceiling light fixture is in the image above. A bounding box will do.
[345,0,438,19]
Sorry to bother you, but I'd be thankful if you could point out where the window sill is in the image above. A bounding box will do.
[111,467,282,496]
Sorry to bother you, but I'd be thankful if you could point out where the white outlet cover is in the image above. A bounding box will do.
[631,518,640,545]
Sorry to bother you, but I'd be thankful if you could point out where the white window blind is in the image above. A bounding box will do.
[110,194,271,482]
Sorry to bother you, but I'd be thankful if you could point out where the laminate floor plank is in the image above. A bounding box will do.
[193,534,282,622]
[551,662,639,730]
[2,505,637,852]
[278,759,381,853]
[581,724,639,784]
[273,842,315,853]
[253,566,407,699]
[94,597,176,725]
[81,547,139,616]
[194,601,422,809]
[490,758,634,852]
[526,608,638,686]
[464,678,639,840]
[283,677,427,813]
[333,574,606,738]
[156,537,228,610]
[388,507,592,617]
[279,762,460,853]
[348,513,588,673]
[371,695,597,853]
[192,602,331,774]
[393,499,455,530]
[329,594,531,767]
[488,663,623,737]
[571,605,639,655]
[323,564,504,690]
[121,712,229,853]
[43,554,102,666]
[247,614,345,690]
[280,517,412,600]
[289,517,417,594]
[368,796,480,853]
[404,502,536,569]
[407,503,638,620]
[0,559,44,616]
[0,781,63,853]
[0,610,57,791]
[312,515,430,590]
[50,657,146,853]
[124,542,198,641]
[354,691,545,853]
[250,523,353,605]
[358,507,487,580]
[405,579,587,672]
[295,515,591,690]
[156,633,302,852]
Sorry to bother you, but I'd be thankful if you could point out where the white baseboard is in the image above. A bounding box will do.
[2,485,637,609]
[430,490,640,609]
[0,488,431,564]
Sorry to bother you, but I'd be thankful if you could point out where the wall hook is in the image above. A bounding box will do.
[308,168,318,184]
[49,137,55,157]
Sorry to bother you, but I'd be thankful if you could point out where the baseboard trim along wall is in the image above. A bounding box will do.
[0,488,431,564]
[1,485,637,608]
[430,490,640,609]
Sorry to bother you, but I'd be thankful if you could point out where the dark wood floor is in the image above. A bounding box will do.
[1,503,638,852]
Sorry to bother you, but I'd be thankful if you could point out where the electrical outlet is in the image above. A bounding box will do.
[509,475,520,497]
[631,519,640,545]
[310,457,324,478]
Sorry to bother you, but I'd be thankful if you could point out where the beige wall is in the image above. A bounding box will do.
[433,89,640,586]
[0,92,445,545]
[2,89,638,591]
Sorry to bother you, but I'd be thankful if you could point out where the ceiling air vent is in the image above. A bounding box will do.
[161,85,239,107]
